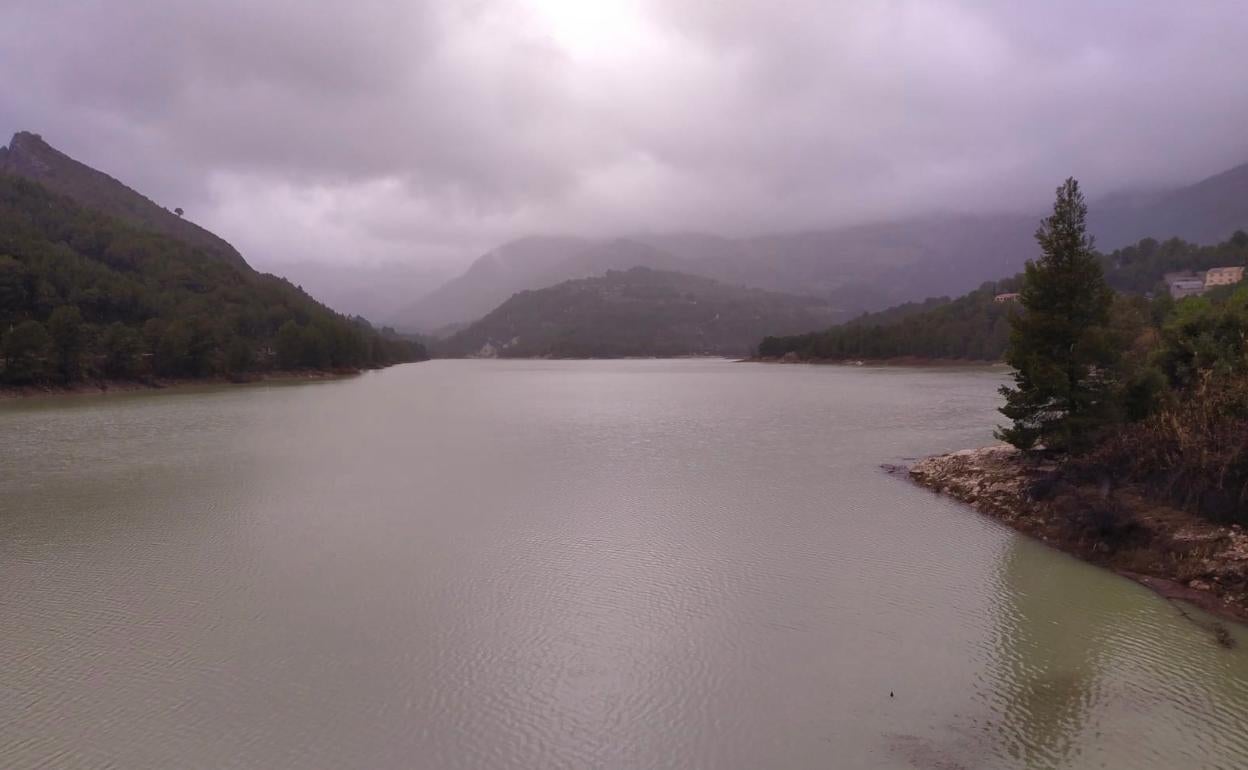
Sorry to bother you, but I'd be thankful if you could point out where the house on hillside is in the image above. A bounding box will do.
[1165,271,1207,299]
[993,292,1020,303]
[1205,266,1245,290]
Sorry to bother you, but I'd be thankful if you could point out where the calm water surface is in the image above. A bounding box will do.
[2,360,1247,769]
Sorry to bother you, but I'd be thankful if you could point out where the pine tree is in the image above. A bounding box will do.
[997,178,1117,453]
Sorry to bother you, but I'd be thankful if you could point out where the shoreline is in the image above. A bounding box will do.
[0,369,368,400]
[749,355,1001,367]
[908,445,1248,634]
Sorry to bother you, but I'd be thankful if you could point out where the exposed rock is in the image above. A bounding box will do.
[910,445,1032,520]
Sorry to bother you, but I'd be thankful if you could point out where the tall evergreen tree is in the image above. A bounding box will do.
[997,178,1117,452]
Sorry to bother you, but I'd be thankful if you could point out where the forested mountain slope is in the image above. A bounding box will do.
[758,232,1248,362]
[438,267,845,358]
[0,173,424,386]
[0,132,248,269]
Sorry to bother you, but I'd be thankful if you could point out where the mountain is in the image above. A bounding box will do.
[649,165,1248,310]
[758,232,1248,363]
[438,266,847,358]
[668,215,1038,307]
[401,161,1248,334]
[0,131,248,269]
[391,237,681,332]
[274,260,453,322]
[1091,162,1248,249]
[0,133,425,386]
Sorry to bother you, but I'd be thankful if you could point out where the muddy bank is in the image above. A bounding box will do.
[0,369,365,400]
[909,445,1248,628]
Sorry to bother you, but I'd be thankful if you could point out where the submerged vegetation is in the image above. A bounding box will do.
[0,175,426,387]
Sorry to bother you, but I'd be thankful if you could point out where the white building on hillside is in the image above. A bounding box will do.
[1165,271,1207,299]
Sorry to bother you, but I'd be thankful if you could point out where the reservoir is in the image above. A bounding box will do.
[2,360,1246,768]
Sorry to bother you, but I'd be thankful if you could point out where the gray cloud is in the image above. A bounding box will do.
[1,0,1246,272]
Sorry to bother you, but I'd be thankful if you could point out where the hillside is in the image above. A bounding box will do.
[645,215,1039,310]
[0,132,249,269]
[758,279,1022,362]
[391,237,690,332]
[1092,162,1248,249]
[0,149,425,387]
[438,267,846,358]
[758,232,1248,363]
[398,161,1248,333]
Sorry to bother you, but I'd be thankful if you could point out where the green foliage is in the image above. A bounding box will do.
[1,319,52,384]
[0,173,426,385]
[757,182,1248,519]
[1101,233,1248,294]
[100,322,143,379]
[1153,286,1248,388]
[997,179,1118,453]
[440,267,843,358]
[47,304,84,382]
[759,279,1019,361]
[1031,240,1248,521]
[224,337,254,375]
[756,229,1248,366]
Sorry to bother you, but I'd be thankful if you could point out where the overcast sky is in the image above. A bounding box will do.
[2,0,1246,271]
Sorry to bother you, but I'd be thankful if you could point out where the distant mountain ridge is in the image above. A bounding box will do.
[0,131,248,269]
[1091,161,1248,249]
[438,267,847,358]
[392,237,685,332]
[396,161,1248,333]
[758,232,1248,363]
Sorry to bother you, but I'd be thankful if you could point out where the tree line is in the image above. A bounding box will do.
[999,178,1248,523]
[0,175,426,386]
[758,231,1248,363]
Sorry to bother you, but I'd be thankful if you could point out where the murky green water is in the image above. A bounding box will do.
[2,360,1246,769]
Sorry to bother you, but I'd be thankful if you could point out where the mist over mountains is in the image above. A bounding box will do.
[391,160,1248,334]
[6,127,1246,357]
[439,267,844,358]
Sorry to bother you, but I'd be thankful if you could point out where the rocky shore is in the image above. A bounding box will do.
[910,445,1248,632]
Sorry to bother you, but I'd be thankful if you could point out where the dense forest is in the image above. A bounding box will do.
[0,175,426,386]
[439,266,845,358]
[759,232,1248,362]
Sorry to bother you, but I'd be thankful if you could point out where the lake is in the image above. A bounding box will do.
[2,359,1247,769]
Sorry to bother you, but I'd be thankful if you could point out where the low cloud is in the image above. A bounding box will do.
[2,0,1245,271]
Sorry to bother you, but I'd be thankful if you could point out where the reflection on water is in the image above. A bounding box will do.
[985,536,1248,769]
[2,360,1247,769]
[987,540,1109,767]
